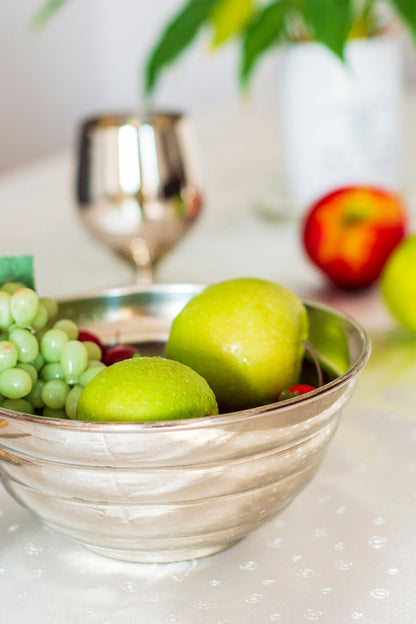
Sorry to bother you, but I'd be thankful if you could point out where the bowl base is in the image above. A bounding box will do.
[81,539,242,563]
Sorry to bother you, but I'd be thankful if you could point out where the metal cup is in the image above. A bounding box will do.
[76,111,202,283]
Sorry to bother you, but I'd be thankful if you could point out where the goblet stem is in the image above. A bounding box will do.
[130,237,155,285]
[133,263,154,285]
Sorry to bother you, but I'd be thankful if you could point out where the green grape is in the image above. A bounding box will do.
[10,287,39,328]
[40,362,65,382]
[0,340,18,372]
[79,364,106,387]
[0,367,32,399]
[16,362,38,385]
[88,361,106,372]
[65,384,83,419]
[83,340,102,361]
[26,379,46,409]
[54,319,78,340]
[9,327,39,363]
[41,379,70,410]
[41,328,69,363]
[39,297,58,320]
[60,340,88,384]
[34,324,50,345]
[87,359,104,368]
[1,398,34,415]
[1,282,25,295]
[31,303,48,329]
[30,352,45,372]
[42,406,68,419]
[0,292,13,330]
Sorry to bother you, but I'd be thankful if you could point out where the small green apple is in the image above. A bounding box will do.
[165,278,309,412]
[380,235,416,334]
[75,356,218,422]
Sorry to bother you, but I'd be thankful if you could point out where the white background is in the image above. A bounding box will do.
[0,0,415,172]
[0,0,278,171]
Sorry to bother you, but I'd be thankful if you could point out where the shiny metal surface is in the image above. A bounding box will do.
[76,113,202,283]
[0,285,369,563]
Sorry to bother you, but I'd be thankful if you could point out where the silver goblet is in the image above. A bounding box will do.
[76,111,203,284]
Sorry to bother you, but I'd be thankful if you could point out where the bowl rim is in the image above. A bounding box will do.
[0,284,370,432]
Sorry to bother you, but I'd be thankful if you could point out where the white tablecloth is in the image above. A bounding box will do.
[0,94,416,623]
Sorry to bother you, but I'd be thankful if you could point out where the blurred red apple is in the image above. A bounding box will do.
[302,186,407,289]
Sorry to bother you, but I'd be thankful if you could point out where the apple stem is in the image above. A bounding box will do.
[302,341,324,388]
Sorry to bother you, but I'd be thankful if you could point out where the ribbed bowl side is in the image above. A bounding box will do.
[0,383,351,561]
[2,455,323,556]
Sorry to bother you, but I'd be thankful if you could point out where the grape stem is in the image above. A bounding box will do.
[302,341,324,388]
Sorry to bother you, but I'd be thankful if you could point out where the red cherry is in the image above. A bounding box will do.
[277,384,316,402]
[103,344,140,366]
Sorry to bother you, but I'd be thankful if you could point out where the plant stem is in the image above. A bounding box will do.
[302,341,324,388]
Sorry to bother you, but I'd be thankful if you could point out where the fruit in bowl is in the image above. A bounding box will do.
[302,186,407,289]
[0,283,369,563]
[0,276,343,421]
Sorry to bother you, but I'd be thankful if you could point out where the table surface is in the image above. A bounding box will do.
[1,93,416,623]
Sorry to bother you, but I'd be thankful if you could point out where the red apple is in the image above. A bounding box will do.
[302,186,407,289]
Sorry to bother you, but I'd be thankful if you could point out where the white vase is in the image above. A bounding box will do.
[276,35,405,211]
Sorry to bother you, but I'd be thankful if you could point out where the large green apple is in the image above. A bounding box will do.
[165,278,309,412]
[75,356,218,422]
[380,235,416,334]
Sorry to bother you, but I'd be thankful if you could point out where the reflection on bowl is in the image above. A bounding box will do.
[0,285,369,563]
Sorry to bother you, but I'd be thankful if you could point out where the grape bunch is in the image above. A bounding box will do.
[0,282,107,419]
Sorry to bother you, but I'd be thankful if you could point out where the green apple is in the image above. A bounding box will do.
[75,356,218,422]
[380,235,416,334]
[165,278,309,412]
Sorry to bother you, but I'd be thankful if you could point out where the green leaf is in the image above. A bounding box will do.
[349,0,379,38]
[145,0,221,95]
[31,0,71,30]
[390,0,416,38]
[0,256,35,290]
[209,0,256,48]
[240,1,290,87]
[300,0,353,59]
